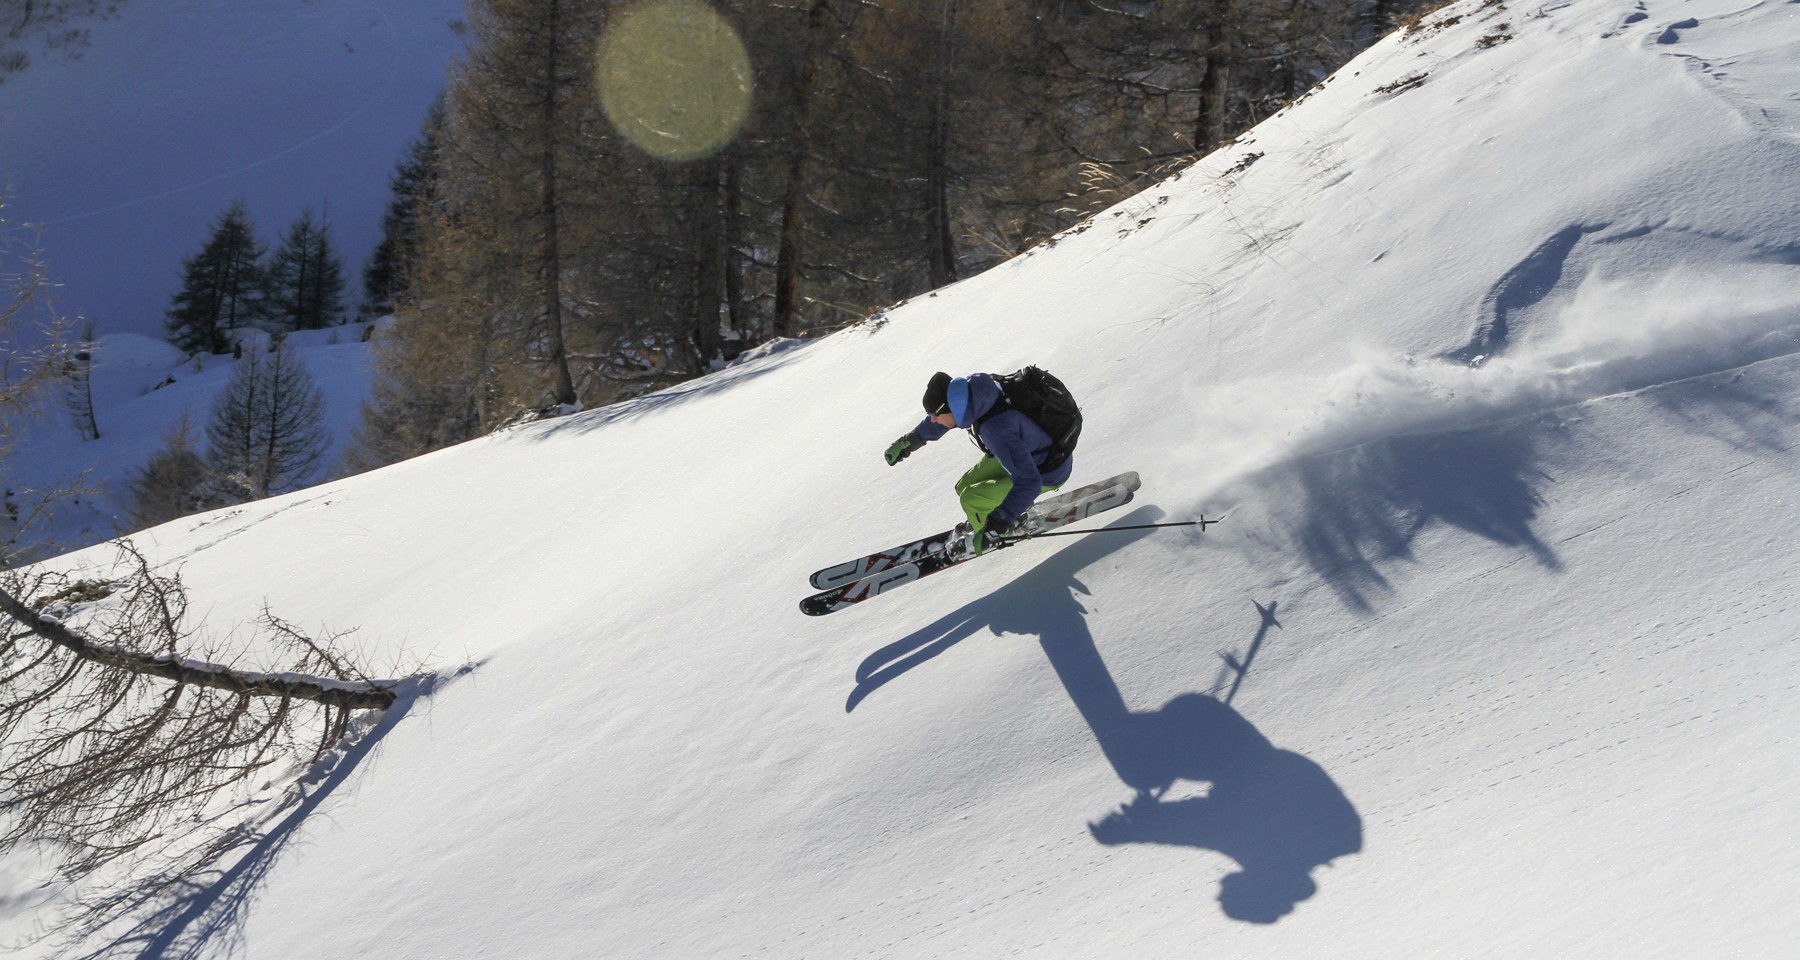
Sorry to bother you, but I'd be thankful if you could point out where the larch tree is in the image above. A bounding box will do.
[203,339,330,503]
[348,0,1437,470]
[124,413,212,529]
[62,319,100,441]
[433,0,600,410]
[770,0,837,337]
[1,194,78,556]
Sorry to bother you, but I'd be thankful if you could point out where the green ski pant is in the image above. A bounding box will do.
[954,457,1060,533]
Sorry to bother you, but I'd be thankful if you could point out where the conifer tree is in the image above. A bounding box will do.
[266,209,347,332]
[125,414,213,529]
[164,202,267,355]
[364,102,445,317]
[204,339,329,502]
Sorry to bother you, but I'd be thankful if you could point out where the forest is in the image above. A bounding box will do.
[351,0,1430,468]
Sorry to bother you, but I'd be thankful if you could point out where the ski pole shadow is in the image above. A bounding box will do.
[1213,599,1280,705]
[1024,592,1360,924]
[846,514,1360,924]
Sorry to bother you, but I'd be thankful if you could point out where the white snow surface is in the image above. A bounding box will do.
[7,0,1800,956]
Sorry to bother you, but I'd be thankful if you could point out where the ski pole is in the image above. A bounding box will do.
[1021,517,1222,541]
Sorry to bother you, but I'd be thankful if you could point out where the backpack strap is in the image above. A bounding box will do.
[969,376,1004,457]
[972,375,1011,429]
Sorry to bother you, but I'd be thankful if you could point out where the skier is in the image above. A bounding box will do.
[883,371,1074,556]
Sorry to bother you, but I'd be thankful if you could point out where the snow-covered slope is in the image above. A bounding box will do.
[5,326,376,555]
[10,0,1800,956]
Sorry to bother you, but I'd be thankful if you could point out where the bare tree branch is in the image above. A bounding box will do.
[0,578,397,711]
[0,544,406,951]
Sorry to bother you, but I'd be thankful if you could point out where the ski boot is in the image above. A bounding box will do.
[946,521,981,560]
[981,514,1037,552]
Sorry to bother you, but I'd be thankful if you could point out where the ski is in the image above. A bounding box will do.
[806,471,1140,591]
[799,481,1137,616]
[807,527,962,592]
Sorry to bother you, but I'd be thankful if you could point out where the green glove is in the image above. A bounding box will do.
[884,431,921,466]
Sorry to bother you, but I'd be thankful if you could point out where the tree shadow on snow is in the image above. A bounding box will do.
[846,514,1360,924]
[1286,420,1561,612]
[71,666,477,960]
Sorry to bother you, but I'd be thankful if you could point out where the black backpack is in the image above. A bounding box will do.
[973,366,1083,472]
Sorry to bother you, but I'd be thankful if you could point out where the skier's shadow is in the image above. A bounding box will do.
[844,508,1168,713]
[848,510,1361,923]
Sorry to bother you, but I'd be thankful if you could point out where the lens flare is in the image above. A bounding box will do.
[596,0,752,162]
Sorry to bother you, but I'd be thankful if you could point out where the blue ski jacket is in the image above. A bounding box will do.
[913,373,1074,524]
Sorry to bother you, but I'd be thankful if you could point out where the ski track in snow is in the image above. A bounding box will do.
[1353,585,1798,826]
[1175,264,1800,507]
[1647,1,1800,145]
[15,4,405,231]
[168,493,335,561]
